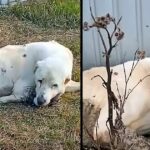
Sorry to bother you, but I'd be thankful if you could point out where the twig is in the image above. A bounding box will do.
[91,75,107,85]
[97,29,108,53]
[122,62,127,106]
[122,49,140,108]
[111,16,122,39]
[106,119,113,148]
[105,27,112,55]
[96,120,101,150]
[89,0,108,53]
[83,123,95,141]
[112,40,119,49]
[116,82,122,103]
[126,74,150,99]
[127,49,139,81]
[89,0,96,22]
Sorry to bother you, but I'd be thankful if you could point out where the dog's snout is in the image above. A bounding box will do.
[37,95,46,105]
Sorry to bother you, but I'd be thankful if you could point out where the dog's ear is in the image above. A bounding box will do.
[34,65,38,73]
[34,61,43,73]
[64,78,70,85]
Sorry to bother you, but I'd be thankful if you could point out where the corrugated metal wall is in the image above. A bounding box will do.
[83,0,150,70]
[0,0,26,6]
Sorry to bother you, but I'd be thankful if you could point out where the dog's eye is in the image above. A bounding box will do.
[38,80,43,84]
[52,84,58,88]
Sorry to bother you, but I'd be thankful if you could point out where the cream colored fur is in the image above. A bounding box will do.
[83,58,150,142]
[0,41,80,106]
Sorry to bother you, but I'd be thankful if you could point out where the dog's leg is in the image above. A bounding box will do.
[0,86,13,97]
[0,95,21,103]
[65,80,80,92]
[0,74,14,97]
[0,78,33,103]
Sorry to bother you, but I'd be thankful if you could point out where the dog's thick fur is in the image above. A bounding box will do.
[83,58,150,142]
[0,41,80,106]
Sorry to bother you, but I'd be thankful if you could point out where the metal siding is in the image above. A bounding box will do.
[83,0,150,70]
[0,0,26,5]
[142,0,150,56]
[83,0,97,69]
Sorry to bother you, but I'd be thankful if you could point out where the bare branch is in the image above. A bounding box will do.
[106,119,112,145]
[111,16,122,39]
[116,82,122,102]
[83,123,95,141]
[91,75,107,86]
[97,29,108,53]
[123,63,127,84]
[117,17,122,26]
[122,49,140,107]
[95,121,101,150]
[89,1,108,54]
[127,49,139,81]
[112,40,119,49]
[105,27,112,55]
[126,75,150,100]
[87,5,127,146]
[89,0,96,22]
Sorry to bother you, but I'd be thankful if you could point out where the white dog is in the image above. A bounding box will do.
[0,41,80,106]
[83,58,150,142]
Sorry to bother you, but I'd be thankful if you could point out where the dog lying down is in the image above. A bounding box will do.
[83,58,150,143]
[0,41,80,106]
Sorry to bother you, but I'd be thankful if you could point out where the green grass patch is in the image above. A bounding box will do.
[1,0,80,29]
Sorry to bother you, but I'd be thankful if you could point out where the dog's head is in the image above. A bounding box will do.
[33,58,71,106]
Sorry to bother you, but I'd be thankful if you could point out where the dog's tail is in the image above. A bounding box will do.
[66,80,80,92]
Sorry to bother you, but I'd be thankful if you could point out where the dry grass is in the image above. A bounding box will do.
[0,14,80,150]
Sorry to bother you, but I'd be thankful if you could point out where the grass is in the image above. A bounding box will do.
[0,93,80,150]
[1,0,80,29]
[0,1,80,149]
